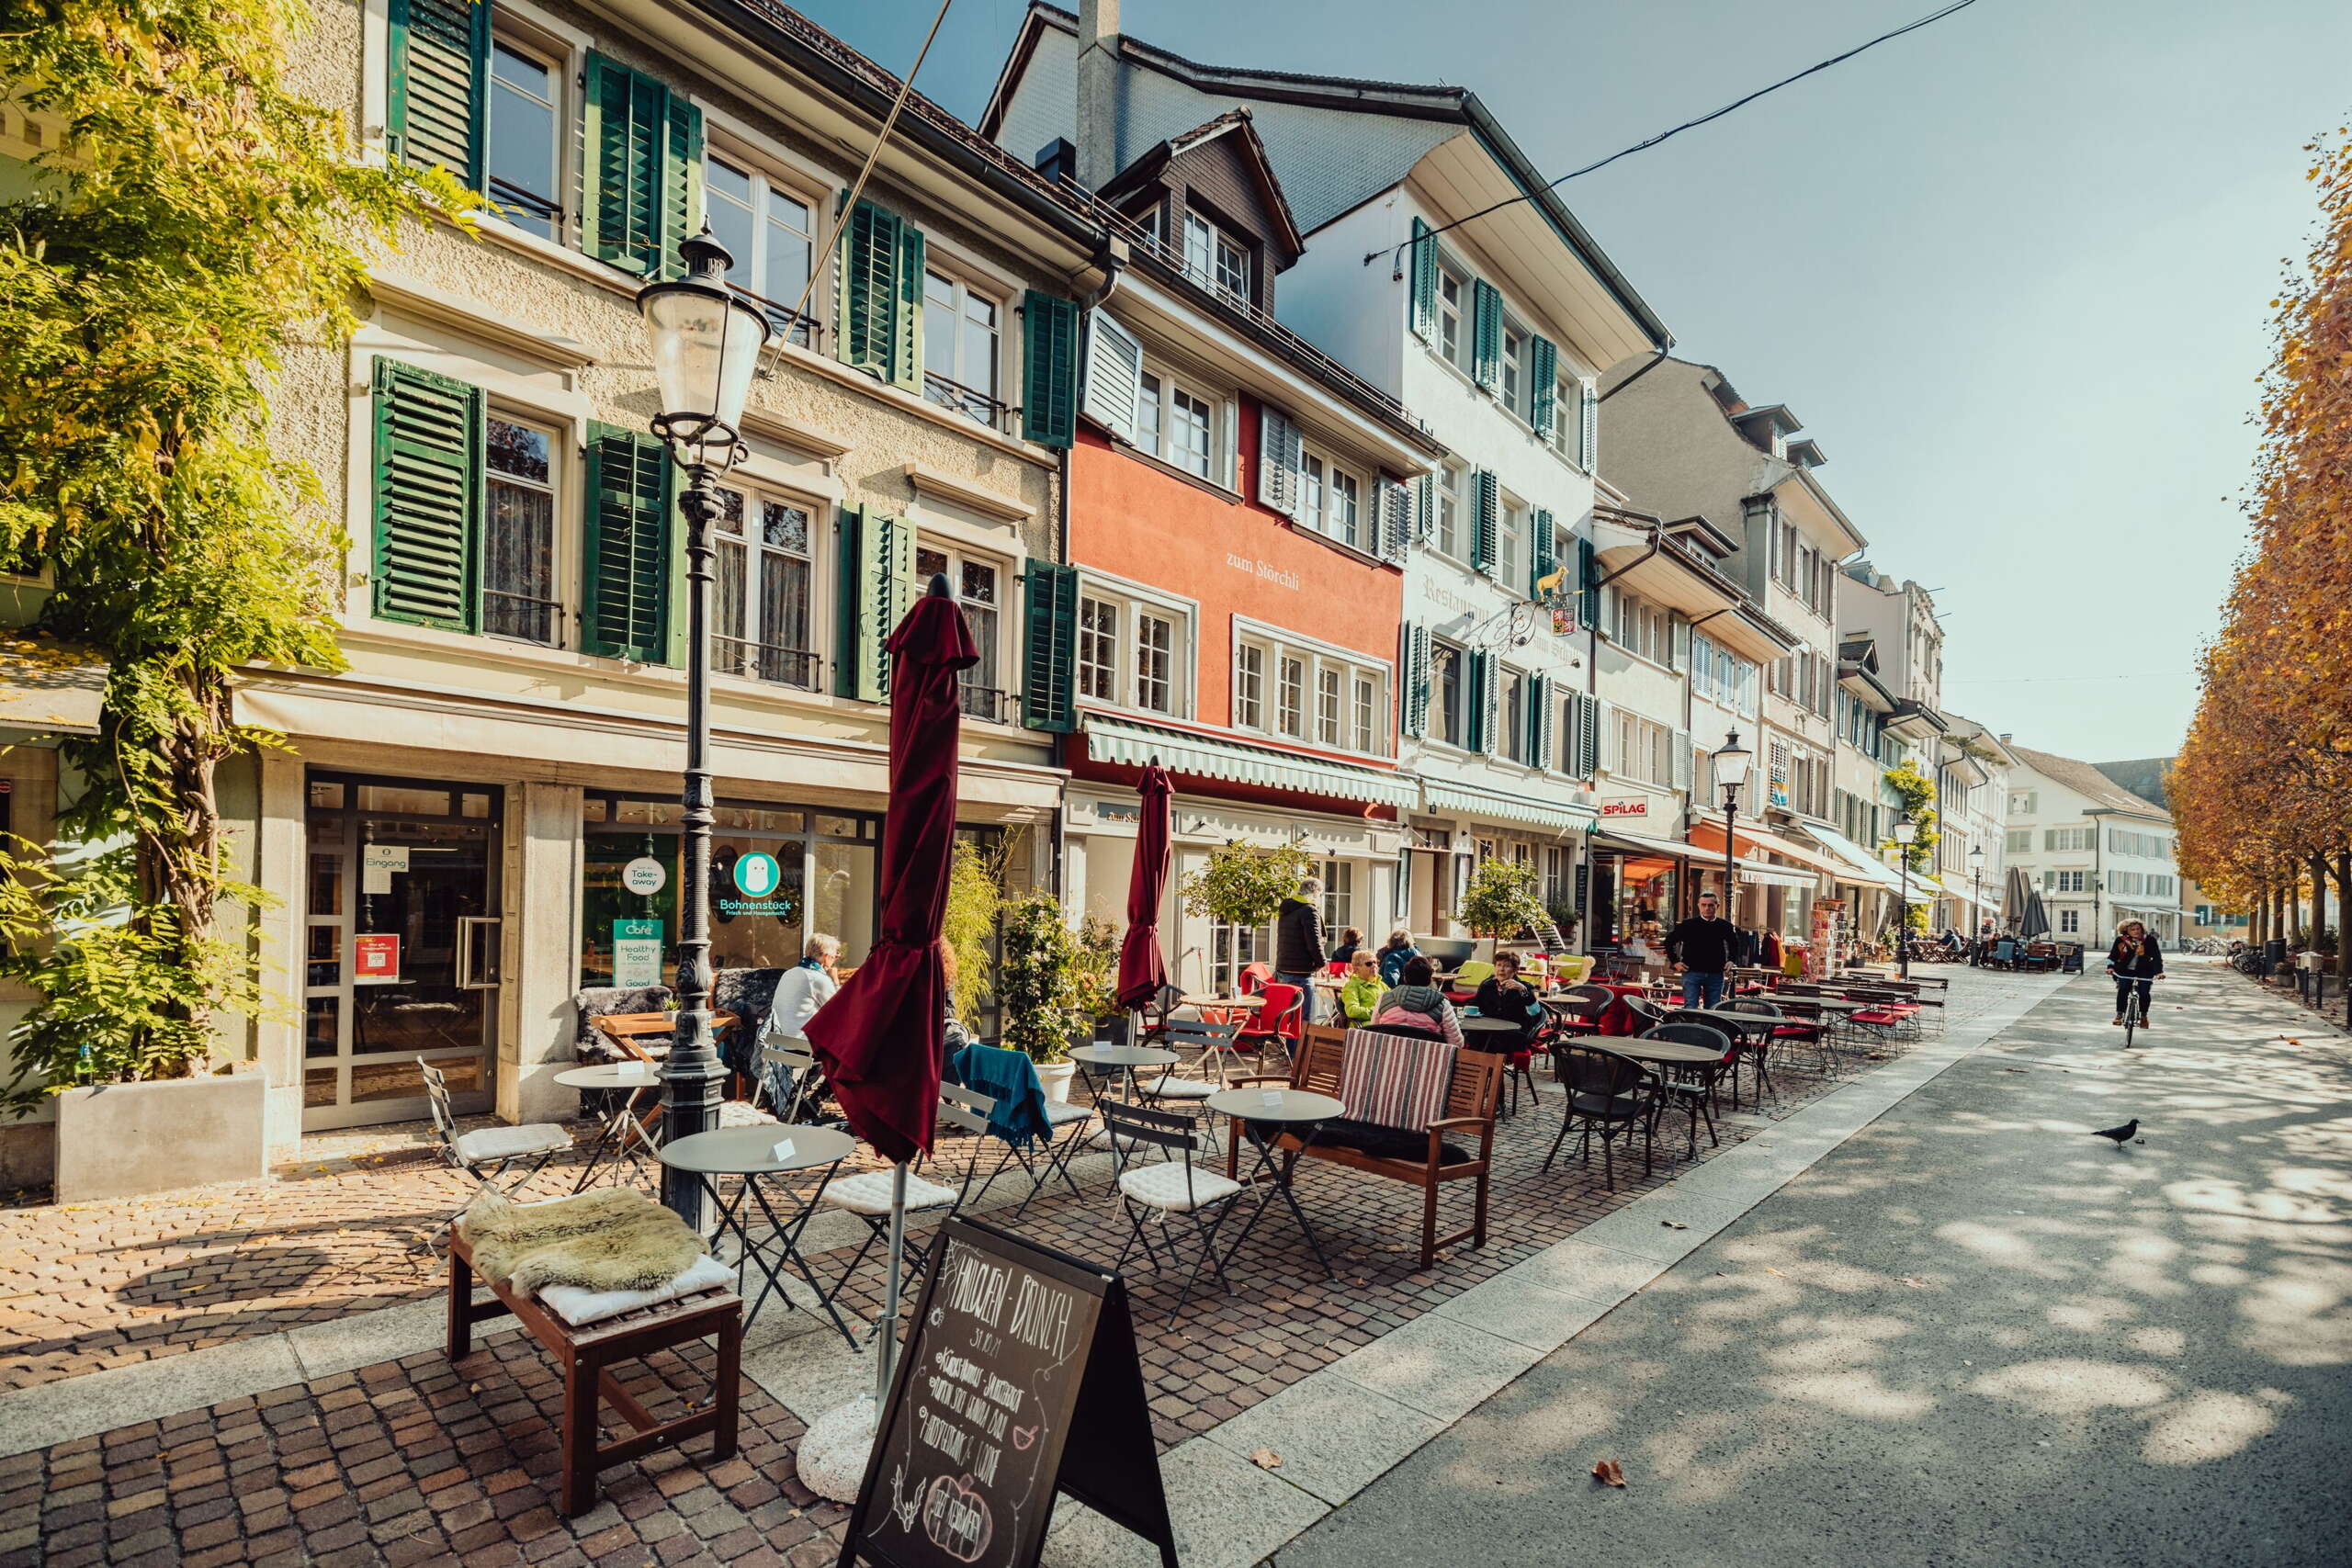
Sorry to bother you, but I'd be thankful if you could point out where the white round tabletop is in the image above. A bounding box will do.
[659,1123,854,1177]
[555,1062,663,1090]
[1460,1016,1526,1034]
[1069,1043,1179,1068]
[1205,1088,1345,1123]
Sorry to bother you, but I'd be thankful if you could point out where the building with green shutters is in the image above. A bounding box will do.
[220,0,1131,1142]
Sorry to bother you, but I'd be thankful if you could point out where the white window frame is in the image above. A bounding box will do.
[1299,441,1365,550]
[1072,571,1196,720]
[914,538,1014,724]
[1498,496,1526,588]
[703,140,823,346]
[1498,666,1527,763]
[1433,459,1466,560]
[1435,260,1468,371]
[709,472,825,692]
[920,265,1005,429]
[1233,617,1395,760]
[485,28,567,243]
[1131,354,1227,482]
[481,409,565,649]
[1499,323,1525,420]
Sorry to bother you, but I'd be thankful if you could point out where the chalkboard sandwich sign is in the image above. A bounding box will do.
[836,1216,1177,1568]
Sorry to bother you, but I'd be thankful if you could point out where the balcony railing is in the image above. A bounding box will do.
[482,590,562,648]
[715,637,823,692]
[956,683,1014,725]
[922,370,1012,434]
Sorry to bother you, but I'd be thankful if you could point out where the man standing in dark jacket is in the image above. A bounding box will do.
[1666,891,1738,1009]
[1274,877,1326,1023]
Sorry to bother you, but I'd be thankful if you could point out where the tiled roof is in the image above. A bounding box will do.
[2009,744,2167,818]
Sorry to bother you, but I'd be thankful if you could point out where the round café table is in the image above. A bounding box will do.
[1460,1016,1532,1048]
[657,1123,857,1343]
[1206,1087,1346,1277]
[1069,1043,1181,1105]
[1177,994,1255,1025]
[555,1061,665,1191]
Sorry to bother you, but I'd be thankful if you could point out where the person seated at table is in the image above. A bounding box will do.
[765,933,842,1042]
[1469,952,1545,1048]
[1371,955,1463,1045]
[1338,950,1385,1024]
[1329,926,1365,964]
[1376,927,1421,987]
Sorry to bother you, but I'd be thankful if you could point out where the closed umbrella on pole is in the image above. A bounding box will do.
[2004,866,2032,934]
[798,574,976,1495]
[2020,887,2052,941]
[1115,761,1174,1040]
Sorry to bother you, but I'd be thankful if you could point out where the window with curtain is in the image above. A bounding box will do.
[482,416,559,646]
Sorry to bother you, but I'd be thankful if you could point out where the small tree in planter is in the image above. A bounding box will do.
[996,893,1081,1065]
[942,838,1005,1030]
[1458,857,1546,941]
[1180,840,1316,951]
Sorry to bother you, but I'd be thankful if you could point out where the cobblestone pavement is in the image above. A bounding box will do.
[0,968,2056,1564]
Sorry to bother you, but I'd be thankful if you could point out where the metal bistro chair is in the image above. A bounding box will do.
[1099,1098,1245,1322]
[754,1037,841,1127]
[1641,1022,1735,1156]
[1545,984,1615,1039]
[418,1059,572,1241]
[815,1085,995,1342]
[1543,1043,1660,1190]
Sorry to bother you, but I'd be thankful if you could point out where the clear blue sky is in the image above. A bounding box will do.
[795,0,2352,763]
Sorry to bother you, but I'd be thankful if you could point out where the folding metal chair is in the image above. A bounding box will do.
[1099,1099,1245,1322]
[815,1085,993,1341]
[419,1059,571,1242]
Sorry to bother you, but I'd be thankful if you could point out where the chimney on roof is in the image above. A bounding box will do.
[1077,0,1121,191]
[1035,137,1078,185]
[1998,733,2013,744]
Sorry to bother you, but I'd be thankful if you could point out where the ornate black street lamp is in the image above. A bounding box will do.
[1969,841,1985,964]
[1713,729,1752,930]
[1893,818,1919,978]
[636,231,771,1224]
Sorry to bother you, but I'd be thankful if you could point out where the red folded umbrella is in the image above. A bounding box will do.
[1114,762,1174,1010]
[803,576,977,1164]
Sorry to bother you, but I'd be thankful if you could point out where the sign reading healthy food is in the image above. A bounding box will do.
[837,1217,1174,1568]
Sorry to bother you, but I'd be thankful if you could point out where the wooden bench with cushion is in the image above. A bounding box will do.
[1228,1024,1501,1270]
[447,1227,742,1516]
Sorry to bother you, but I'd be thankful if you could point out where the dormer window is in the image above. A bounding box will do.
[1182,211,1250,299]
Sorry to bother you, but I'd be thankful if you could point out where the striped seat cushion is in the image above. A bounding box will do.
[1337,1028,1458,1133]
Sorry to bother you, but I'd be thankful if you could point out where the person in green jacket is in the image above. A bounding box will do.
[1338,949,1385,1025]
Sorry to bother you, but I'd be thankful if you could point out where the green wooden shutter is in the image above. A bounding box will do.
[1470,469,1498,573]
[1021,292,1080,447]
[836,197,923,389]
[1409,217,1439,341]
[1529,672,1552,770]
[1577,535,1601,627]
[1579,377,1600,469]
[837,504,915,702]
[1529,334,1558,436]
[1529,506,1555,600]
[1465,649,1490,754]
[1577,692,1601,777]
[1412,473,1434,546]
[1403,624,1430,739]
[583,55,703,277]
[1022,559,1080,732]
[372,358,482,632]
[581,424,673,662]
[386,0,489,186]
[1472,278,1502,391]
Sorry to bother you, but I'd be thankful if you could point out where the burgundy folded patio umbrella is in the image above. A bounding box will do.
[803,574,977,1165]
[1114,761,1174,1011]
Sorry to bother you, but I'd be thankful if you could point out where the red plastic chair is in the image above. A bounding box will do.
[1235,982,1302,1068]
[1323,959,1350,977]
[1238,963,1272,996]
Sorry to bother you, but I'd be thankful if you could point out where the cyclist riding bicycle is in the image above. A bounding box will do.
[2108,919,2165,1030]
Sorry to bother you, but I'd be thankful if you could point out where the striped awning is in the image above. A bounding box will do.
[1421,780,1592,831]
[1081,716,1419,809]
[1793,823,1912,895]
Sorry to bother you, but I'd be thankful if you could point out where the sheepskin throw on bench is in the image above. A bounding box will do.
[457,1188,708,1295]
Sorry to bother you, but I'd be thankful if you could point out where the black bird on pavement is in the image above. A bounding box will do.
[2091,1119,2140,1145]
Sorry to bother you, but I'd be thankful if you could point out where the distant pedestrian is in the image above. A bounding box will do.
[1275,878,1328,1024]
[1329,926,1365,964]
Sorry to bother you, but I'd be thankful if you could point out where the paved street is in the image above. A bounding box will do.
[1273,960,2352,1568]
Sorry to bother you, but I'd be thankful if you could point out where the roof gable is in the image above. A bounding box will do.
[2010,745,2170,818]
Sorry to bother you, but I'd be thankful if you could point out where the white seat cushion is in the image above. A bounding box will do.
[1117,1160,1242,1212]
[718,1100,780,1128]
[454,1123,571,1165]
[1146,1077,1216,1100]
[1044,1100,1093,1126]
[821,1169,958,1215]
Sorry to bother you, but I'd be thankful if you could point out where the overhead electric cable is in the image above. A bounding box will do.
[1368,0,1983,268]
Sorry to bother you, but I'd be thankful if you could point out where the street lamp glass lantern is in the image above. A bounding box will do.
[638,231,770,463]
[1970,843,1985,867]
[1893,820,1918,846]
[1713,729,1752,794]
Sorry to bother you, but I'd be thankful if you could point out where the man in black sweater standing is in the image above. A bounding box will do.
[1667,891,1739,1009]
[1274,876,1327,1024]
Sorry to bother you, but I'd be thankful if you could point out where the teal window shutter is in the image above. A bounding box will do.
[1470,469,1498,573]
[1464,649,1488,753]
[1022,559,1080,732]
[836,197,923,389]
[1412,473,1434,544]
[1529,506,1555,600]
[583,54,703,277]
[838,504,915,701]
[1577,534,1600,627]
[371,358,483,633]
[386,0,489,186]
[1529,672,1552,769]
[582,424,673,662]
[1021,292,1081,447]
[1579,376,1600,469]
[1402,624,1430,739]
[1409,217,1438,342]
[1529,335,1558,435]
[1472,278,1502,391]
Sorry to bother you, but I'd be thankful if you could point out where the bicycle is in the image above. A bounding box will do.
[2112,971,2161,1048]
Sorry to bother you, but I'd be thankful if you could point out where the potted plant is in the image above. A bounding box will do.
[996,893,1081,1101]
[1458,856,1546,944]
[942,838,1004,1032]
[1068,913,1122,1048]
[1179,839,1315,984]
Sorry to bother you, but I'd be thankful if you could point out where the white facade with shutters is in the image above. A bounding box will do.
[2002,747,2182,945]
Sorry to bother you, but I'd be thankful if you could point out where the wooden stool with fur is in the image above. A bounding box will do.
[447,1188,742,1516]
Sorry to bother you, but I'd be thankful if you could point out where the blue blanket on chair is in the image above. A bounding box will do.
[946,1043,1054,1150]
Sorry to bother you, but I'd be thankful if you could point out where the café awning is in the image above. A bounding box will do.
[1687,820,1846,880]
[1082,715,1420,809]
[1794,823,1912,895]
[1595,828,1809,888]
[1422,779,1591,832]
